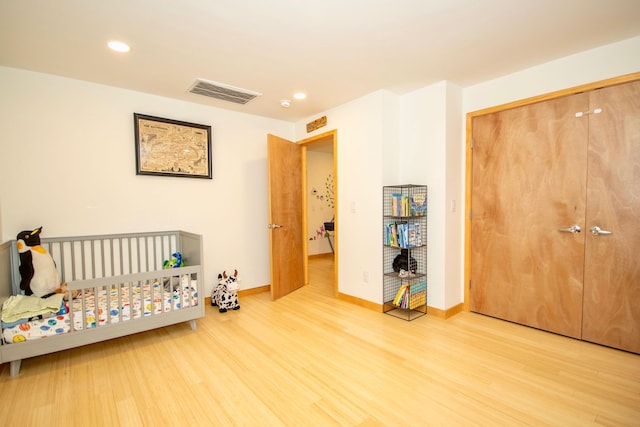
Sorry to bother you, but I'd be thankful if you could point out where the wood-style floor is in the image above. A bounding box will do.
[1,255,639,426]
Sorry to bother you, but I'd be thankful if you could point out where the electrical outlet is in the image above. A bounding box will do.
[363,271,369,283]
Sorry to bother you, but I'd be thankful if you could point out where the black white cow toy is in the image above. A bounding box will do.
[211,270,240,313]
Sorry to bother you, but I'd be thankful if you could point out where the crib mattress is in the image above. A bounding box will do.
[2,280,198,344]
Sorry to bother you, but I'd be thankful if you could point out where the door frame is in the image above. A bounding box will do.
[464,72,640,311]
[298,129,338,297]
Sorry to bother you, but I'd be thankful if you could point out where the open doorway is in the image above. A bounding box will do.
[299,130,337,296]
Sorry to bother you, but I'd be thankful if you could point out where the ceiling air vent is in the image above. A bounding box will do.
[188,79,262,105]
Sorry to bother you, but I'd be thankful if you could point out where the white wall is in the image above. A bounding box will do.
[444,83,464,310]
[0,66,294,296]
[297,90,393,303]
[393,81,463,311]
[307,150,334,255]
[398,82,448,309]
[464,36,640,113]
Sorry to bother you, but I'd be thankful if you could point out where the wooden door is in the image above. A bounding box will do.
[470,94,589,338]
[582,81,640,353]
[267,134,304,300]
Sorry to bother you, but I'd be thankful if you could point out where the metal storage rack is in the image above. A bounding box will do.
[382,185,427,320]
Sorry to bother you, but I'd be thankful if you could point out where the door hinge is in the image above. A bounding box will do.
[470,138,474,149]
[469,280,472,289]
[575,108,602,118]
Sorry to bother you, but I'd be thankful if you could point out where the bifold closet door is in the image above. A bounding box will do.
[581,81,640,353]
[470,93,589,339]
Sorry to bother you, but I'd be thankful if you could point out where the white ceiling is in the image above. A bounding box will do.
[1,1,639,122]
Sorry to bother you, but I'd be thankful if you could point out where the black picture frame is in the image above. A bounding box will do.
[134,113,212,179]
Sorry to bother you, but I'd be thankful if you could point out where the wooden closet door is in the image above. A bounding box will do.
[470,93,589,338]
[582,81,640,353]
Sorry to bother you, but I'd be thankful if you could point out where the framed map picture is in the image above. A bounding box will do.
[134,113,212,179]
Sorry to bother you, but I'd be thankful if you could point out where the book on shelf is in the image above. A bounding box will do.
[406,223,422,247]
[409,291,426,309]
[408,280,426,309]
[390,192,426,217]
[391,193,401,216]
[410,280,426,293]
[410,194,427,216]
[392,280,426,310]
[390,193,411,216]
[393,285,408,306]
[396,221,408,248]
[385,222,421,248]
[385,222,397,247]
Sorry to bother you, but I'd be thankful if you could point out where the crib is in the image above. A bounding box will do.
[0,230,204,376]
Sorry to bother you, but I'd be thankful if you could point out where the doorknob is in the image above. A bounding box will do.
[268,223,283,229]
[559,225,581,234]
[589,226,612,236]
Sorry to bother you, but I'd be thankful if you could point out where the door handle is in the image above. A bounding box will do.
[589,226,612,236]
[268,223,283,229]
[559,225,581,234]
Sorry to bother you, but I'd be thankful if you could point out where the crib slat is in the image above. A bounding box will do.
[119,238,124,275]
[143,237,148,272]
[153,237,158,271]
[101,239,106,279]
[129,279,134,320]
[108,238,114,277]
[128,238,133,275]
[134,237,139,273]
[105,281,112,325]
[70,241,76,281]
[80,240,86,280]
[160,237,165,270]
[160,276,165,314]
[90,239,96,279]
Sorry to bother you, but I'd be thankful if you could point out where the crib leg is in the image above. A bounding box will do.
[189,319,197,331]
[10,360,21,377]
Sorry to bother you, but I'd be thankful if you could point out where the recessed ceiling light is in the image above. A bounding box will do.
[293,92,306,100]
[280,100,291,108]
[108,40,130,53]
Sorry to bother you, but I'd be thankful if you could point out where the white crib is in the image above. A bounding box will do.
[0,230,204,376]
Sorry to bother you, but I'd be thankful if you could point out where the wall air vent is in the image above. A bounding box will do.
[188,79,262,105]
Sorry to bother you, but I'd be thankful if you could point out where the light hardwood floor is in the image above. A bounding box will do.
[1,255,639,426]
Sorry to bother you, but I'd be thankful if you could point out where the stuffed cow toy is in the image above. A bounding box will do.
[211,270,240,313]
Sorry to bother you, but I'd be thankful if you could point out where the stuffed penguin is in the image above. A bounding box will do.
[16,226,61,297]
